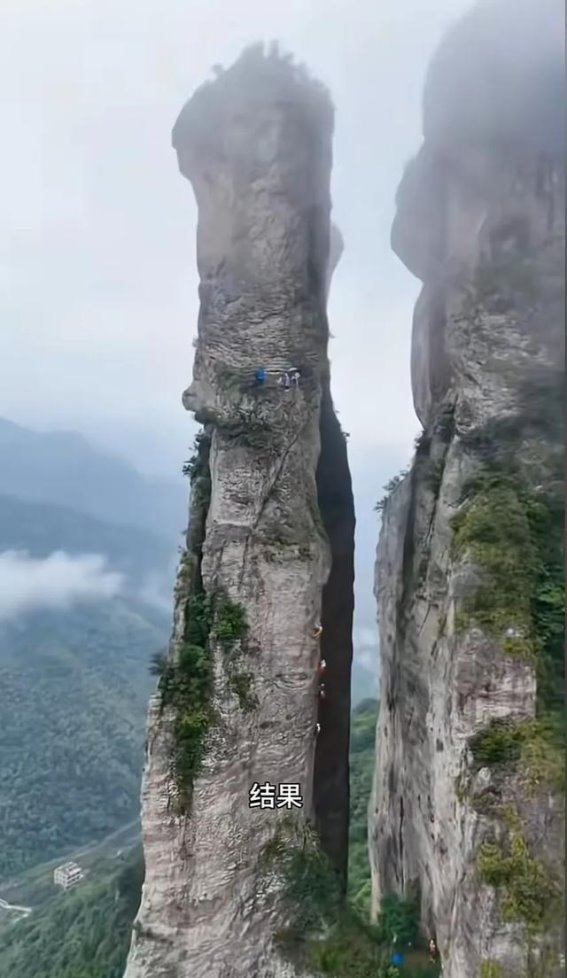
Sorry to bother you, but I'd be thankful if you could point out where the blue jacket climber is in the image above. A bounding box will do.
[255,368,267,385]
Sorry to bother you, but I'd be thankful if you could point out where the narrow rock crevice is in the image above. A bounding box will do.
[314,379,355,886]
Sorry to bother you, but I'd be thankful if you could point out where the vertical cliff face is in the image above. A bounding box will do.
[370,2,565,977]
[124,47,354,978]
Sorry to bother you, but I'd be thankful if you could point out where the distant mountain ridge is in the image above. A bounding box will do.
[0,417,186,541]
[0,493,175,587]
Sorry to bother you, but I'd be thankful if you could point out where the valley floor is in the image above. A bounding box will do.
[0,818,140,929]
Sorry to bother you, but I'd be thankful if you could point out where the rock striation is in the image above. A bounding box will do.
[370,2,565,977]
[124,46,354,978]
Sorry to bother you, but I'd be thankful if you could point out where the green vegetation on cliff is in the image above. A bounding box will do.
[160,590,216,800]
[156,589,252,805]
[168,424,259,800]
[454,467,564,772]
[480,962,503,978]
[256,699,439,977]
[182,431,212,488]
[469,717,564,793]
[451,472,541,660]
[477,833,561,932]
[454,445,565,948]
[262,819,437,978]
[164,428,217,810]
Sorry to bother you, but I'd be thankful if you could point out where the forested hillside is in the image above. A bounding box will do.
[0,698,439,978]
[348,698,379,913]
[0,599,166,877]
[0,703,380,978]
[0,484,174,879]
[0,425,178,880]
[0,850,144,978]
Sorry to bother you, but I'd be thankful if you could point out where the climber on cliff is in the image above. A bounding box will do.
[428,938,439,962]
[314,722,321,737]
[317,657,326,677]
[290,368,301,386]
[319,682,326,700]
[255,367,267,386]
[312,623,323,640]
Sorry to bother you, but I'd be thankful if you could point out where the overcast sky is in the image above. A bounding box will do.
[0,0,474,478]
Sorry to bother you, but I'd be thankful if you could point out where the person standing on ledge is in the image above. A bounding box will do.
[428,938,439,962]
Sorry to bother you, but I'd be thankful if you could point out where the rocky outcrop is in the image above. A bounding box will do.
[124,46,354,978]
[370,2,565,977]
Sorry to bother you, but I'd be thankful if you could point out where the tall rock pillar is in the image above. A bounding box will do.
[124,46,354,978]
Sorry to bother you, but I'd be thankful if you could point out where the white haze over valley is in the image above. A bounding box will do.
[0,550,179,621]
[0,551,124,621]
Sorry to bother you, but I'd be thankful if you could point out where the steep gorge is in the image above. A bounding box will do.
[370,2,565,977]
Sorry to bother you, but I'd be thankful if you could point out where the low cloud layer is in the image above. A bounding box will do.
[0,550,124,621]
[137,571,175,614]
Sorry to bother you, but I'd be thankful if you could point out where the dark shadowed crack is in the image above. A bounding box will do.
[314,378,355,887]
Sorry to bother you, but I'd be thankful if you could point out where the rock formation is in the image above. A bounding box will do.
[124,46,354,978]
[370,1,565,977]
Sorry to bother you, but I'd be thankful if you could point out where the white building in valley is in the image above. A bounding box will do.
[53,861,85,890]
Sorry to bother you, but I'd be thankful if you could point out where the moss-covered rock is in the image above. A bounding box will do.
[477,833,561,933]
[214,595,248,647]
[451,474,537,658]
[260,821,436,978]
[480,961,503,978]
[182,430,211,483]
[469,719,525,766]
[226,670,258,712]
[451,470,565,700]
[159,592,215,808]
[468,717,565,793]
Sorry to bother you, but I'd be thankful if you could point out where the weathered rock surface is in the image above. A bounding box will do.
[371,1,565,976]
[124,47,354,978]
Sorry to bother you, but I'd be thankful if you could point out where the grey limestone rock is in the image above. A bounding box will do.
[124,46,354,978]
[371,1,565,976]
